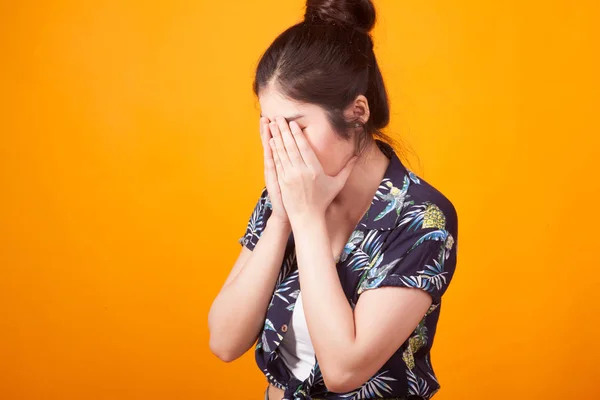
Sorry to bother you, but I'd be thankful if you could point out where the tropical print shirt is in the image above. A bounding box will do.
[238,140,458,400]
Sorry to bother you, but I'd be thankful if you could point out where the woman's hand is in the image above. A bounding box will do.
[267,116,358,225]
[259,116,289,225]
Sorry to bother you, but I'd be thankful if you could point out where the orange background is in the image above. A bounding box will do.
[1,1,599,399]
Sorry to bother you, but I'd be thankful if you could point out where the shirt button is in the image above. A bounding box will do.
[281,324,288,332]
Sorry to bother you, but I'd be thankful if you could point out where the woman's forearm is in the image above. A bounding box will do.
[292,215,357,384]
[208,218,291,361]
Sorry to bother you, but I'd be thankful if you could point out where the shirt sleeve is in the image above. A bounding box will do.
[237,186,272,251]
[356,224,457,306]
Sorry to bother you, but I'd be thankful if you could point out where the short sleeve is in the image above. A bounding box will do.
[356,225,457,306]
[238,186,272,251]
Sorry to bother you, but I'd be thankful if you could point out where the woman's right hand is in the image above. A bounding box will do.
[259,117,289,225]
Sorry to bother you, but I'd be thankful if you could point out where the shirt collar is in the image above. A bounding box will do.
[356,139,413,231]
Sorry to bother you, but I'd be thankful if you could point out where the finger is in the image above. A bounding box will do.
[288,120,321,170]
[263,128,277,184]
[265,153,277,188]
[275,116,304,167]
[260,118,280,186]
[269,137,285,181]
[269,121,292,172]
[260,118,273,159]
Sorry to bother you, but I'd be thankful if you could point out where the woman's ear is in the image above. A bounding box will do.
[344,94,370,125]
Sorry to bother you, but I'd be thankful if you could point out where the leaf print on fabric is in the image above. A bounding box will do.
[273,269,299,304]
[246,201,265,238]
[409,229,451,252]
[260,318,277,353]
[426,368,441,398]
[275,251,297,288]
[267,252,299,311]
[264,191,273,211]
[356,250,401,295]
[238,187,271,251]
[355,223,457,306]
[400,260,447,294]
[373,176,411,222]
[346,230,384,274]
[399,240,450,299]
[285,289,300,311]
[406,368,430,398]
[339,230,364,263]
[407,170,421,184]
[337,370,397,399]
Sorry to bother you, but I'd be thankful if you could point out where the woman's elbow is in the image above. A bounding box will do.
[209,337,241,363]
[321,365,363,394]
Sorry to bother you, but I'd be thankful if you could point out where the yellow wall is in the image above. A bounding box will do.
[1,1,598,399]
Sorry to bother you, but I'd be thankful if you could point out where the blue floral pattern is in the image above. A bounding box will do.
[238,140,458,400]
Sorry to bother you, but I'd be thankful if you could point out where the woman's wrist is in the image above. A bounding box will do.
[289,211,326,233]
[266,216,292,236]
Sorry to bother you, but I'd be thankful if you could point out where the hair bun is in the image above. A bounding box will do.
[304,0,376,32]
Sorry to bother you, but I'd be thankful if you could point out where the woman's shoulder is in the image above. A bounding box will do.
[402,169,458,233]
[376,140,457,235]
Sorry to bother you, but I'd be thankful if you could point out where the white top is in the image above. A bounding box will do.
[277,290,316,381]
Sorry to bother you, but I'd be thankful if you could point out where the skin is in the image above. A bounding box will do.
[208,82,432,397]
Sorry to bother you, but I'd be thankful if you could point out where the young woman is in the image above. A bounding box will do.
[208,1,458,399]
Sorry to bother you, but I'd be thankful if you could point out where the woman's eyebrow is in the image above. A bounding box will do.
[260,113,305,122]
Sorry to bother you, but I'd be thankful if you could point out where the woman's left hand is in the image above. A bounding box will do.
[267,116,358,225]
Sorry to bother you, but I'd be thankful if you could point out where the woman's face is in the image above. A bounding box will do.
[258,84,356,176]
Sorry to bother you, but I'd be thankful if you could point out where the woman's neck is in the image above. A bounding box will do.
[329,139,391,220]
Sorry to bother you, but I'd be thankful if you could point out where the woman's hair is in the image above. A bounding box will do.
[253,0,398,156]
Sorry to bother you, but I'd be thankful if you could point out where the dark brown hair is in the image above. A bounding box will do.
[252,0,399,157]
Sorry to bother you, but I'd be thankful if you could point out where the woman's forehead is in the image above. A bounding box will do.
[259,94,323,122]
